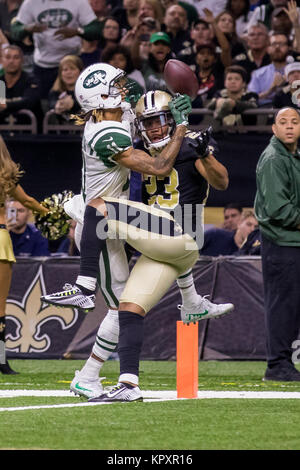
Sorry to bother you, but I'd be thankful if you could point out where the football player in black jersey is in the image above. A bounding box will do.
[135,90,233,319]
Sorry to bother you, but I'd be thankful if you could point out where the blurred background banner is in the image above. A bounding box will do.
[5,256,270,361]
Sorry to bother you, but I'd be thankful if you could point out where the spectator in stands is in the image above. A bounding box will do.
[48,55,84,124]
[177,19,215,72]
[254,107,300,382]
[111,0,140,33]
[271,6,294,38]
[0,45,43,128]
[246,0,300,32]
[89,0,111,21]
[183,0,227,19]
[0,0,34,75]
[100,16,122,52]
[56,220,80,257]
[11,0,102,98]
[280,0,300,53]
[0,0,22,42]
[225,0,253,38]
[0,29,9,77]
[222,202,243,230]
[138,0,165,25]
[236,226,261,255]
[80,16,122,68]
[248,31,292,106]
[273,60,300,109]
[212,9,247,58]
[200,8,235,68]
[132,31,174,91]
[7,200,50,256]
[232,22,270,83]
[80,39,102,69]
[201,209,258,256]
[120,15,160,51]
[207,64,258,126]
[193,43,226,106]
[159,0,199,27]
[162,3,192,57]
[101,44,145,94]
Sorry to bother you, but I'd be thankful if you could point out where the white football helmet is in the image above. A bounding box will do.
[135,90,175,152]
[75,63,127,112]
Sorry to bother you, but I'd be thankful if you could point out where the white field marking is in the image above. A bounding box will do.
[1,390,300,412]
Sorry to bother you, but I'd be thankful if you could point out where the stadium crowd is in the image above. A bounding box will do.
[0,0,297,245]
[1,0,290,256]
[0,0,299,129]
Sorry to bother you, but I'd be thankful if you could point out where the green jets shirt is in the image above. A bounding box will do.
[254,135,300,246]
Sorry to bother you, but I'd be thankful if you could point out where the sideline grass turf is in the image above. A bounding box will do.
[1,360,300,450]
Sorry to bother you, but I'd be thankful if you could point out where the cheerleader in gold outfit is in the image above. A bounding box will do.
[0,136,48,374]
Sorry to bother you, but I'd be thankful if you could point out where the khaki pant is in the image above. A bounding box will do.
[103,197,199,313]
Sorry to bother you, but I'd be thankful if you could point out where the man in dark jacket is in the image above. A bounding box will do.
[0,45,43,126]
[254,107,300,382]
[7,200,50,257]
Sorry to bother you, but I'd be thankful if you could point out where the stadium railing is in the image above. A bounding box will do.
[0,109,38,135]
[189,108,277,133]
[43,109,83,135]
[0,108,276,136]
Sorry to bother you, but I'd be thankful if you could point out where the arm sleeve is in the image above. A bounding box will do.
[80,19,102,41]
[11,0,35,40]
[10,20,28,42]
[92,130,132,168]
[257,158,300,228]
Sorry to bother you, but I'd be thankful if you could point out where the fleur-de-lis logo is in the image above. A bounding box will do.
[5,267,78,353]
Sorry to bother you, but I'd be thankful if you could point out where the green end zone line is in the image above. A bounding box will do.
[1,390,300,412]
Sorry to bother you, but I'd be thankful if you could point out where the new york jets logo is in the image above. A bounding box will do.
[83,70,107,89]
[37,9,73,28]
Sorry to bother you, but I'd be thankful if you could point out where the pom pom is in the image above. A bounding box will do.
[35,190,74,240]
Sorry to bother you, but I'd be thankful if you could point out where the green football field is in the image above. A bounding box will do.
[1,359,300,451]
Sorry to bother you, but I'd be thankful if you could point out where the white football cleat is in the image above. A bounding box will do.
[41,283,95,312]
[88,383,143,403]
[179,295,234,324]
[70,370,104,399]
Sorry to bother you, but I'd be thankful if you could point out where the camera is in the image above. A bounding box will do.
[6,207,17,224]
[139,33,151,42]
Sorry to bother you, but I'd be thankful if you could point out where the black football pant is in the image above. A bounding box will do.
[261,234,300,369]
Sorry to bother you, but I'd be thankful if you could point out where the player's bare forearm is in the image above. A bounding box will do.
[157,125,187,174]
[196,156,229,190]
[115,125,186,176]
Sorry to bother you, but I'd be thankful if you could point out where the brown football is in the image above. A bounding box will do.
[164,59,199,100]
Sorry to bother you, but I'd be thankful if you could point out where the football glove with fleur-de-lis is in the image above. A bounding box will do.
[186,126,213,159]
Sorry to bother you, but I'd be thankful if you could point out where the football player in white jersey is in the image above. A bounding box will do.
[42,64,233,402]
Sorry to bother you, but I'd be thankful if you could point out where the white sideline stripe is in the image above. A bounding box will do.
[1,390,300,412]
